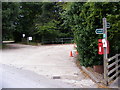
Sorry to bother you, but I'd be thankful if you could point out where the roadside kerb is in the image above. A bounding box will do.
[80,66,110,88]
[81,66,101,83]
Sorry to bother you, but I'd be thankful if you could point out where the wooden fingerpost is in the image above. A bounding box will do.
[103,17,108,85]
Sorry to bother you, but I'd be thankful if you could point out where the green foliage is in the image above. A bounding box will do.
[2,2,20,40]
[35,20,59,42]
[63,2,120,67]
[2,2,73,43]
[14,2,43,42]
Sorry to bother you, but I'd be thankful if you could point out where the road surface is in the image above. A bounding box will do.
[0,44,97,88]
[0,64,76,88]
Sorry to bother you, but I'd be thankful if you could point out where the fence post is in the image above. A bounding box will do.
[27,37,29,44]
[116,54,119,78]
[62,38,63,44]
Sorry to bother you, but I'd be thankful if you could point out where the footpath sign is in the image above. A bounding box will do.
[95,18,110,85]
[95,29,104,34]
[107,22,110,28]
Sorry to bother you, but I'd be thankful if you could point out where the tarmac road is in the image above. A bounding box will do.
[0,43,97,88]
[0,64,76,88]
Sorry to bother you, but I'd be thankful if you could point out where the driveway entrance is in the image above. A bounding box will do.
[1,44,97,88]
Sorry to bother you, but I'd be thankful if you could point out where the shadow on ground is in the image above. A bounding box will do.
[2,43,28,50]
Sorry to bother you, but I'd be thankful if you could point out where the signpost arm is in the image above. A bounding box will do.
[103,18,108,85]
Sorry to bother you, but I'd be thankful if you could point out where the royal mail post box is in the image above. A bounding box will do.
[98,39,104,55]
[98,39,109,55]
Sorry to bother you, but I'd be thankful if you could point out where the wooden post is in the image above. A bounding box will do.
[103,18,108,85]
[27,37,29,44]
[116,54,119,78]
[62,38,63,44]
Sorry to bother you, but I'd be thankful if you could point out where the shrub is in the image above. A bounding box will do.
[63,2,120,67]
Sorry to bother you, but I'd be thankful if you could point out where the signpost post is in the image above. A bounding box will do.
[103,18,108,85]
[95,17,109,85]
[27,37,32,44]
[22,34,25,43]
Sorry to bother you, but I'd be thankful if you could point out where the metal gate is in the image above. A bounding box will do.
[107,54,120,85]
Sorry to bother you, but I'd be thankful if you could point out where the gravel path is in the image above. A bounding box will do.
[1,44,98,88]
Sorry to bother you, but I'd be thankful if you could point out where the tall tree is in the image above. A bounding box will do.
[2,2,20,40]
[13,2,43,42]
[2,2,74,43]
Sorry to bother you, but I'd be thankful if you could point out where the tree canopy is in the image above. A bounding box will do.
[2,2,20,40]
[2,2,73,42]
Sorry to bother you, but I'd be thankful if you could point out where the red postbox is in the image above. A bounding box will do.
[98,39,109,55]
[98,39,104,55]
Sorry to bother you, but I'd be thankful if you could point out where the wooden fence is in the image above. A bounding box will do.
[107,54,120,84]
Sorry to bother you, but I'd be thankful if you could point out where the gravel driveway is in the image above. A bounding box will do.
[1,44,98,88]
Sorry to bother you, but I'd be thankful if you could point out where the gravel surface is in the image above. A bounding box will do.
[1,43,98,88]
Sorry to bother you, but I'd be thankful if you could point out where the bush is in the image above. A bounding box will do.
[63,2,120,67]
